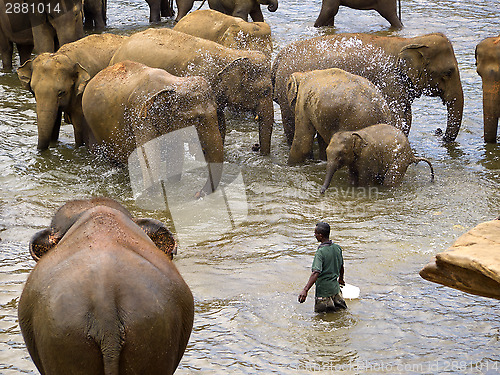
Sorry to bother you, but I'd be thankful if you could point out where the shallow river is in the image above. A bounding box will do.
[0,0,499,374]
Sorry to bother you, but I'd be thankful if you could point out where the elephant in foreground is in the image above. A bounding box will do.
[19,197,194,375]
[82,61,224,196]
[110,28,274,155]
[272,33,464,145]
[321,124,434,192]
[173,9,272,58]
[17,33,128,150]
[175,0,278,22]
[0,0,33,70]
[287,68,393,165]
[314,0,402,28]
[476,36,500,143]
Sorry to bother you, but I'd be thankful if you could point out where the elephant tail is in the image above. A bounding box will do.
[398,0,402,24]
[413,157,434,182]
[195,0,207,11]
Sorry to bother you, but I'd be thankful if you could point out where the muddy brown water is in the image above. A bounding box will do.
[0,0,499,373]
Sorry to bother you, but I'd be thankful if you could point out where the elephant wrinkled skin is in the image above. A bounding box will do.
[287,68,393,165]
[174,9,272,58]
[110,28,274,155]
[19,197,194,375]
[475,36,500,143]
[321,124,434,192]
[17,33,128,150]
[82,61,224,196]
[272,33,464,145]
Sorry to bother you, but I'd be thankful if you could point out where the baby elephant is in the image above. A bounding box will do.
[320,124,434,193]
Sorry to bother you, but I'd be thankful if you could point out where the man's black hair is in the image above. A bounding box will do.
[315,222,330,238]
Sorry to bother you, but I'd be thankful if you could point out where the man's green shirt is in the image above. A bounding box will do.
[311,241,343,298]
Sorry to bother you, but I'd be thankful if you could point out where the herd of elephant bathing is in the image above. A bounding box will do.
[2,0,498,373]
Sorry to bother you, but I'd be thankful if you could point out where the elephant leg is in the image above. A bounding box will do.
[147,0,162,22]
[383,163,406,187]
[377,3,402,29]
[31,21,56,53]
[249,4,264,22]
[161,0,174,17]
[17,44,33,66]
[288,115,316,165]
[232,5,252,21]
[317,134,327,161]
[50,10,84,46]
[314,0,340,27]
[0,40,13,70]
[175,0,195,21]
[280,104,296,146]
[51,109,63,144]
[217,106,227,143]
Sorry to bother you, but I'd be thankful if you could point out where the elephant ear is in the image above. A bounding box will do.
[75,63,92,97]
[29,228,57,262]
[138,89,177,119]
[134,218,178,258]
[286,73,300,109]
[398,44,428,93]
[352,132,368,157]
[17,60,33,90]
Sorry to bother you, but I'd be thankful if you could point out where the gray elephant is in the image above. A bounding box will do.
[0,0,33,70]
[19,197,194,375]
[272,33,464,145]
[475,36,500,143]
[321,124,434,192]
[110,28,274,155]
[315,0,402,28]
[173,9,272,58]
[25,0,84,53]
[287,68,393,165]
[83,0,106,29]
[17,33,128,150]
[175,0,278,22]
[82,60,224,196]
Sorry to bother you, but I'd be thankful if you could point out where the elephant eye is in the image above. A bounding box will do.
[57,90,66,98]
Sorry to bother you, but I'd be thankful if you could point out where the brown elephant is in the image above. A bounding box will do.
[173,9,272,58]
[314,0,402,28]
[320,124,434,192]
[272,33,464,145]
[175,0,278,22]
[82,60,224,197]
[110,28,274,155]
[0,0,33,70]
[17,33,128,150]
[287,68,394,165]
[476,36,500,143]
[19,197,194,375]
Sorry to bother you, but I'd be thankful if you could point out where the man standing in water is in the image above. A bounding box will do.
[298,222,347,313]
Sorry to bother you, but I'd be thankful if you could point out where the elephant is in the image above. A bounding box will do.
[475,36,500,143]
[173,9,272,58]
[25,0,84,53]
[287,68,394,165]
[320,124,434,192]
[272,32,464,146]
[314,0,402,29]
[82,60,224,196]
[17,33,128,150]
[146,0,175,22]
[0,0,33,70]
[110,28,274,155]
[175,0,278,23]
[19,197,194,375]
[83,0,106,30]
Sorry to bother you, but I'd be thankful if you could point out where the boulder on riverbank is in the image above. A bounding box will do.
[420,219,500,300]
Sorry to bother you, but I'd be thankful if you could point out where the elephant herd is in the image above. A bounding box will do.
[6,4,499,375]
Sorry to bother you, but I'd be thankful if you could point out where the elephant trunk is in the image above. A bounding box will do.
[414,157,434,182]
[481,82,500,143]
[258,0,278,12]
[442,83,464,142]
[36,107,63,150]
[256,98,274,155]
[320,161,339,194]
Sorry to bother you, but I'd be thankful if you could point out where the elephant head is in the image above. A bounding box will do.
[320,131,366,193]
[475,37,500,143]
[30,197,178,261]
[220,22,273,58]
[258,0,278,12]
[17,53,91,150]
[215,53,274,154]
[397,33,464,142]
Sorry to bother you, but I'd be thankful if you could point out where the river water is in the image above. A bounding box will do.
[0,0,499,374]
